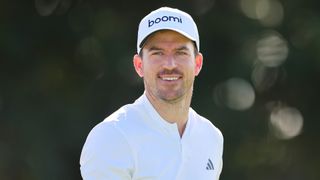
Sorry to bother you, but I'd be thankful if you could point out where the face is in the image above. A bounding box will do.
[133,30,203,103]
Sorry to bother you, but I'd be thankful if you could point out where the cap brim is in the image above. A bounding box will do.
[138,27,198,53]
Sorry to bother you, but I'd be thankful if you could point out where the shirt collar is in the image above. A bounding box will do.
[135,93,192,139]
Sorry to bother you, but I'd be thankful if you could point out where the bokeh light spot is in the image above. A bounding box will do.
[213,78,255,111]
[256,31,289,67]
[251,61,286,92]
[256,0,270,20]
[240,0,260,19]
[269,105,304,140]
[259,0,284,27]
[240,0,284,27]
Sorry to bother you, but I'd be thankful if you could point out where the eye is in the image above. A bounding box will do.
[152,51,164,56]
[176,51,189,56]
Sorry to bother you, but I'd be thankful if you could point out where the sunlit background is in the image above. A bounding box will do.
[1,0,319,179]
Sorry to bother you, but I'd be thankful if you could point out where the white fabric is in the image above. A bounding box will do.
[137,7,200,53]
[80,94,223,180]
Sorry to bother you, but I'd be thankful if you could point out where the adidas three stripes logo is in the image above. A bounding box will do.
[206,158,214,170]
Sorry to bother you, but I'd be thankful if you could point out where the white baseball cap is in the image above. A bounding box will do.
[137,7,200,53]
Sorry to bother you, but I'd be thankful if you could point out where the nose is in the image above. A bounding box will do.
[163,55,177,70]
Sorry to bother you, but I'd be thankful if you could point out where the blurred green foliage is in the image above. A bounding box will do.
[1,0,319,179]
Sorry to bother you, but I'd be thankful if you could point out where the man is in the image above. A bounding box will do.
[80,7,223,180]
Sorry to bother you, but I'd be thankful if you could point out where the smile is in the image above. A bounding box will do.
[161,77,179,81]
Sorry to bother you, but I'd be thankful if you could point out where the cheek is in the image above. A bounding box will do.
[186,62,197,73]
[141,63,155,80]
[144,61,159,72]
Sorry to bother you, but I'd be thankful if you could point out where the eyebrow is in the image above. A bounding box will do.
[148,46,163,52]
[147,45,190,52]
[176,46,190,51]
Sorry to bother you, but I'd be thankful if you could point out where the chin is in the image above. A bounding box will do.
[159,93,184,103]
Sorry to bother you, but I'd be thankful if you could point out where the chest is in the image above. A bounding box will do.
[130,131,220,180]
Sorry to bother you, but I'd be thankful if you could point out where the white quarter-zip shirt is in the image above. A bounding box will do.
[80,94,223,180]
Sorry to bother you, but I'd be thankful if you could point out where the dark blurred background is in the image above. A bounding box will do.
[1,0,320,179]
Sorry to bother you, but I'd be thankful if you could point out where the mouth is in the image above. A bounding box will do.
[158,69,183,82]
[160,76,180,81]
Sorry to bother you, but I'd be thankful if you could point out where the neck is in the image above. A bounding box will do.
[145,89,193,137]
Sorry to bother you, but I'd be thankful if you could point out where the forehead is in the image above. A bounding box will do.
[143,30,194,48]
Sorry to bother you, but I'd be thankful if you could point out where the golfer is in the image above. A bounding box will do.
[80,7,224,180]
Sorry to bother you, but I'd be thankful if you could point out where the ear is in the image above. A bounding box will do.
[194,52,203,76]
[133,54,144,77]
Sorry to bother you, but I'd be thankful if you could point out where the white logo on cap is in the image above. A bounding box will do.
[148,15,182,27]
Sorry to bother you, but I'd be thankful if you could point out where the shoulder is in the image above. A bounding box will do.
[190,108,223,143]
[80,105,138,165]
[87,103,140,140]
[80,106,136,178]
[82,102,145,149]
[80,113,130,159]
